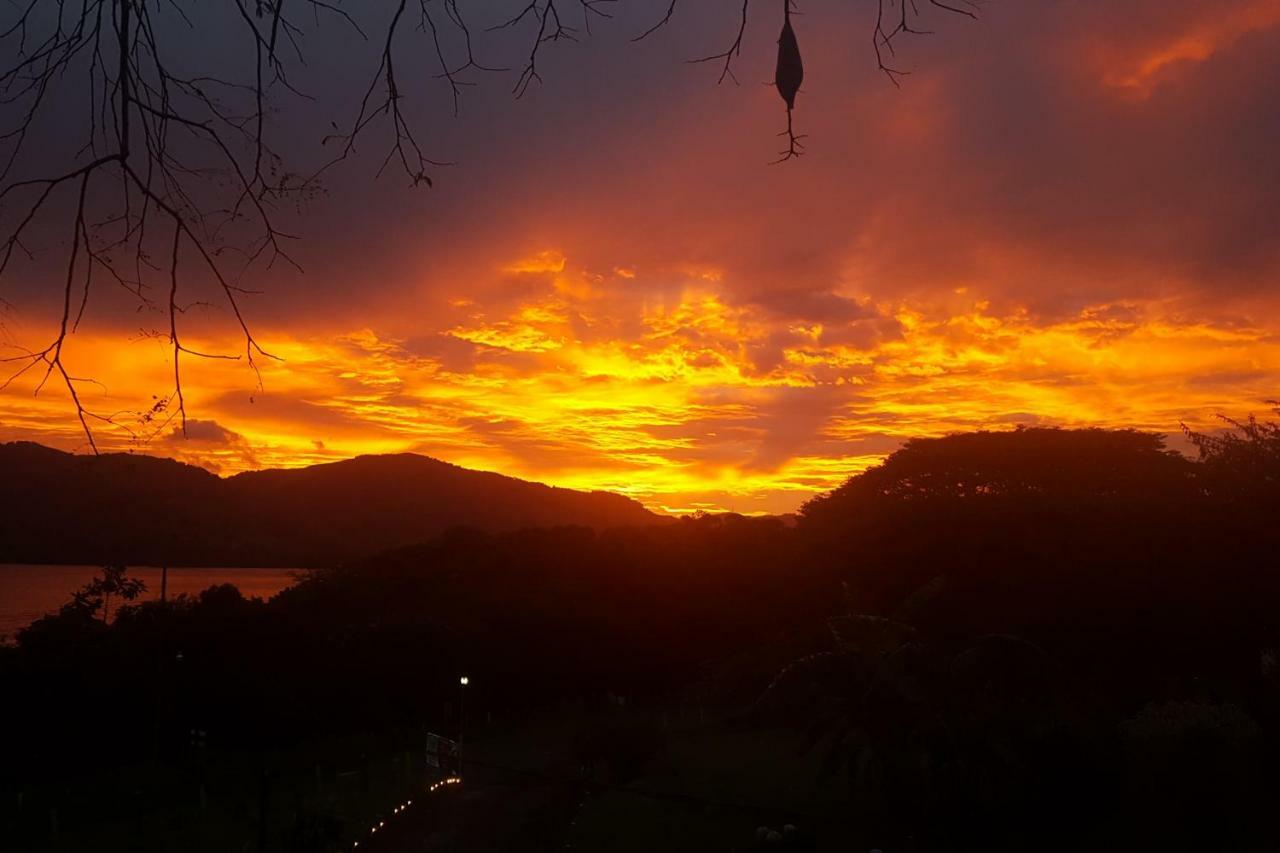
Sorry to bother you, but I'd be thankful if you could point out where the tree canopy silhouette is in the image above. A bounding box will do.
[801,427,1194,510]
[1183,402,1280,501]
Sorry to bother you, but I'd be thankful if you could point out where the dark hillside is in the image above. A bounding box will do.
[0,443,660,566]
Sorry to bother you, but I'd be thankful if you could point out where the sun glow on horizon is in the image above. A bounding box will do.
[5,0,1280,515]
[4,249,1278,515]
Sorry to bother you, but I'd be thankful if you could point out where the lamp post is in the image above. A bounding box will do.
[458,676,469,776]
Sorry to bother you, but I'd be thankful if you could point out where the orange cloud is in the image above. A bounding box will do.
[503,250,568,275]
[5,253,1278,515]
[1098,0,1280,96]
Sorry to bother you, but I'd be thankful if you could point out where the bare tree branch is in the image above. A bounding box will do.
[0,0,978,451]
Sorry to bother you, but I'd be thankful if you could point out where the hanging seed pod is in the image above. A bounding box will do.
[775,2,804,111]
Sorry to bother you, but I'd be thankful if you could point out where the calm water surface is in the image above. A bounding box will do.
[0,564,300,641]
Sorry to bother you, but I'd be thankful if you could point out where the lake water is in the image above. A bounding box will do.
[0,564,300,641]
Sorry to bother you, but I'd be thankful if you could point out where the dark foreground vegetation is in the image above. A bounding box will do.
[3,420,1279,851]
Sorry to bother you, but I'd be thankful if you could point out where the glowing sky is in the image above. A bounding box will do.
[3,1,1280,514]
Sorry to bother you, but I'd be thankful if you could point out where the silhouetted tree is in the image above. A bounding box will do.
[801,427,1193,512]
[1183,403,1280,501]
[68,564,147,623]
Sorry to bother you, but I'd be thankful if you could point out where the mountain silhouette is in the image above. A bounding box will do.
[0,442,660,566]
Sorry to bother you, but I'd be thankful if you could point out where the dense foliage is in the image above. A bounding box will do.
[3,425,1278,851]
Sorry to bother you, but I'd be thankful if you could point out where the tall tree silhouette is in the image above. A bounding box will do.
[69,564,147,623]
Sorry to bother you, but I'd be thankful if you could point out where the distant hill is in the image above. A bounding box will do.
[0,442,661,566]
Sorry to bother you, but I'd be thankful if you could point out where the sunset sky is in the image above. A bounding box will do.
[2,0,1279,514]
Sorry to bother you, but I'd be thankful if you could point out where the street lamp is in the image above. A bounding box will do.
[458,676,469,776]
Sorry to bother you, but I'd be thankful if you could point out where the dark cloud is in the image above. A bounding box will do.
[748,385,859,472]
[12,1,1280,324]
[161,418,259,473]
[164,419,243,445]
[745,288,874,325]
